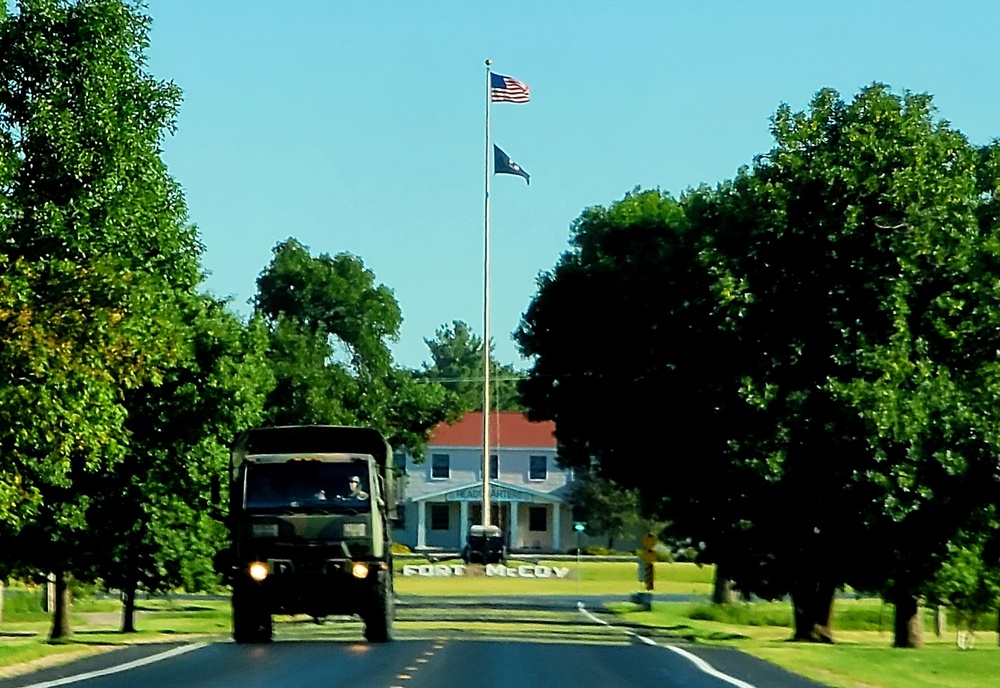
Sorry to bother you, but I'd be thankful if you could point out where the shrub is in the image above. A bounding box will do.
[69,579,100,599]
[585,545,632,556]
[687,602,793,628]
[2,587,47,621]
[390,542,412,555]
[671,547,700,563]
[834,602,888,631]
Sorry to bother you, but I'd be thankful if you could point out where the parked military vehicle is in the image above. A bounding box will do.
[462,524,506,564]
[215,425,396,643]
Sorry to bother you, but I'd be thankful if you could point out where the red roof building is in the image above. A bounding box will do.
[396,411,573,554]
[428,411,556,449]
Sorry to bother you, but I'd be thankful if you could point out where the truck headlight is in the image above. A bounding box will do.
[249,561,269,581]
[343,522,366,538]
[351,562,369,579]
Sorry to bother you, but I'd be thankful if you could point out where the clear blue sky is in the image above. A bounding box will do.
[144,0,1000,370]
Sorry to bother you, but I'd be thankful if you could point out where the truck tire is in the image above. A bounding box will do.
[233,587,273,643]
[362,575,394,643]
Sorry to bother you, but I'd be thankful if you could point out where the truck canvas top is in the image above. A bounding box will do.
[232,425,391,467]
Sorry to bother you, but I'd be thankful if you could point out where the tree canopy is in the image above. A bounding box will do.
[0,0,219,638]
[254,238,457,456]
[517,84,1000,647]
[420,320,524,413]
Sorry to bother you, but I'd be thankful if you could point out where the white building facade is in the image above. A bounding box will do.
[393,411,578,553]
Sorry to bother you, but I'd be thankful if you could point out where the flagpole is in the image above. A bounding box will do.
[482,58,492,528]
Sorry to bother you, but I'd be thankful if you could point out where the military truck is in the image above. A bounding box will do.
[215,425,396,643]
[462,524,506,564]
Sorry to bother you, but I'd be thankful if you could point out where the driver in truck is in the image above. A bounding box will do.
[348,475,369,500]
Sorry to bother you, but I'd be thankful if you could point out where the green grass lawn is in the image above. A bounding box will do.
[0,589,231,680]
[610,598,1000,688]
[394,558,715,596]
[749,642,999,688]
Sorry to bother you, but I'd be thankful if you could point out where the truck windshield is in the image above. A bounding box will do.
[244,462,371,510]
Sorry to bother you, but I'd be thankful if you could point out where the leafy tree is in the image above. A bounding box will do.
[421,320,524,412]
[714,85,1000,647]
[254,238,456,456]
[930,527,1000,647]
[568,475,642,550]
[515,187,753,605]
[0,0,202,639]
[518,85,1000,649]
[0,263,173,639]
[86,295,273,632]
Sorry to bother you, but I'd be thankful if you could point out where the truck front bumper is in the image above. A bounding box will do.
[237,558,389,617]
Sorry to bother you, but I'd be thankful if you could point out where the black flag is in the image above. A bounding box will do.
[494,145,530,185]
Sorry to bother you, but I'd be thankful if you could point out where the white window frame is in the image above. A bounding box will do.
[529,454,547,481]
[431,453,450,480]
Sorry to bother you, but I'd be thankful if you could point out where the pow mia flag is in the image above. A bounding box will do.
[493,145,530,185]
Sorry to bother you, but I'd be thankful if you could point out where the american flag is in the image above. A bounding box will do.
[490,72,530,103]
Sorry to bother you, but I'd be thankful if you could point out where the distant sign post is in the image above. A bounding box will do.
[639,532,658,592]
[574,522,585,597]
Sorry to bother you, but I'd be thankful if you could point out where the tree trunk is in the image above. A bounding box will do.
[121,581,137,633]
[792,591,811,641]
[934,605,945,637]
[892,590,923,648]
[48,570,72,641]
[814,584,836,643]
[711,563,735,605]
[790,579,836,643]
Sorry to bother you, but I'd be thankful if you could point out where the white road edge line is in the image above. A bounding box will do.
[577,602,758,688]
[16,642,208,688]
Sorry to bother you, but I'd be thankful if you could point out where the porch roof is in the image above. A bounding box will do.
[411,480,564,504]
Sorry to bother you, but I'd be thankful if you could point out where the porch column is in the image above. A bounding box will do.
[417,500,427,549]
[509,502,519,551]
[459,500,469,545]
[551,502,561,551]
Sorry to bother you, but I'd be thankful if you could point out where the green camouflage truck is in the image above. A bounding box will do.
[215,425,396,643]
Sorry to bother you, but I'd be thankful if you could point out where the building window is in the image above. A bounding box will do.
[529,506,547,532]
[489,454,498,480]
[431,453,450,479]
[529,455,547,481]
[431,504,450,530]
[395,505,406,528]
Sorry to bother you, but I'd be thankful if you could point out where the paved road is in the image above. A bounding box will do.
[0,595,830,688]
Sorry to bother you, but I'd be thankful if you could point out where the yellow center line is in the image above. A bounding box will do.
[396,674,411,680]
